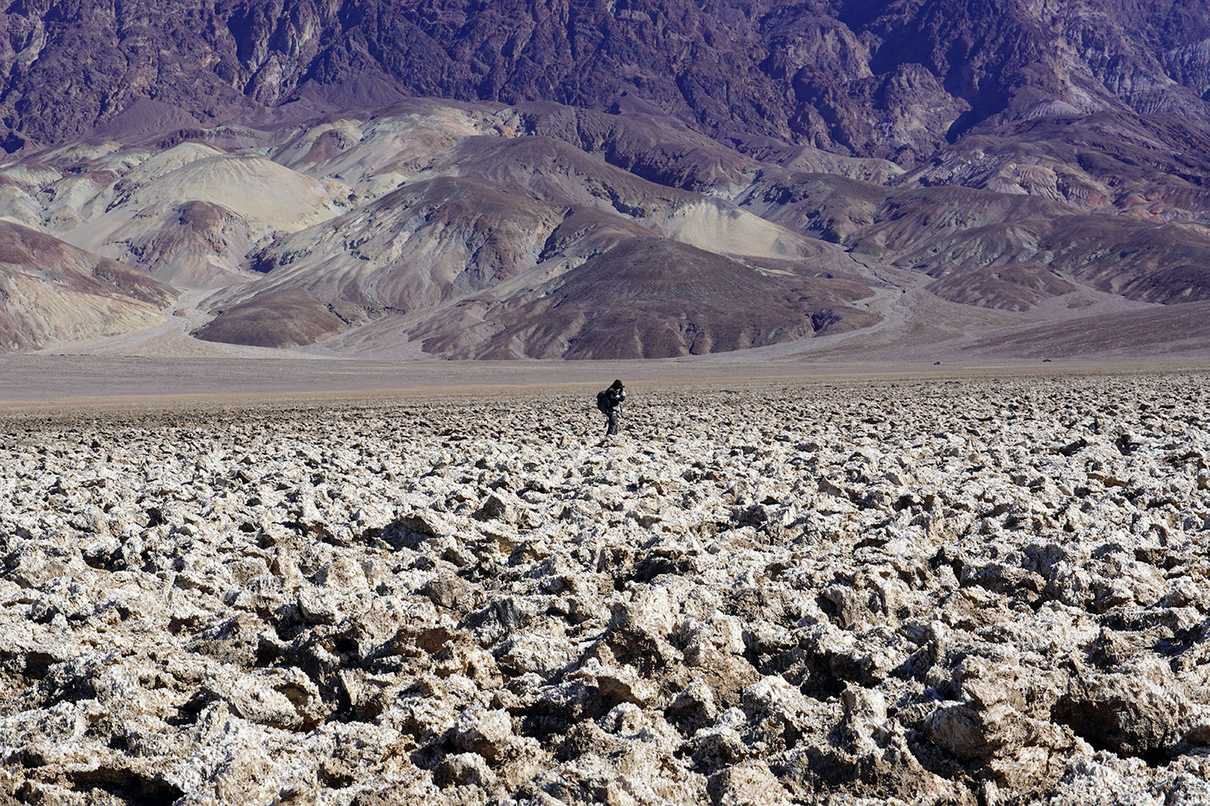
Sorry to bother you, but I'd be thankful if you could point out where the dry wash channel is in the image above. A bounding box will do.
[2,376,1210,803]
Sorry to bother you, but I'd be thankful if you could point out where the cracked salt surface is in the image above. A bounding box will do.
[2,375,1209,803]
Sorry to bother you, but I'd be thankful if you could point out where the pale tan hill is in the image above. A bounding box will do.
[0,222,174,351]
[33,142,263,289]
[437,134,828,262]
[655,199,806,260]
[113,142,228,188]
[112,155,342,232]
[3,95,1210,361]
[270,98,503,201]
[191,126,870,355]
[206,176,567,317]
[175,106,1210,357]
[0,139,348,289]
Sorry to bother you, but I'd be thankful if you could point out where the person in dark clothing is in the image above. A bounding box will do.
[596,379,626,437]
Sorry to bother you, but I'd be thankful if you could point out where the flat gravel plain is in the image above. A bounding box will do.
[2,374,1210,804]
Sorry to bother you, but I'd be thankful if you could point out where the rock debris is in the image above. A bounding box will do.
[2,376,1209,803]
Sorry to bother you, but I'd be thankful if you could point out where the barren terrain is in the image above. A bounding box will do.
[3,373,1210,803]
[5,2,1210,360]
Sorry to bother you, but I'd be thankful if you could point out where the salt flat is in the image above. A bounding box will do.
[2,352,1207,411]
[2,373,1209,802]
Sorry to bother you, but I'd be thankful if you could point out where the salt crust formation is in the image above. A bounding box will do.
[2,376,1209,803]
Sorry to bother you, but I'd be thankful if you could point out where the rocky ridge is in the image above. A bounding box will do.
[3,3,1210,359]
[2,375,1210,802]
[8,98,1210,359]
[3,0,1210,164]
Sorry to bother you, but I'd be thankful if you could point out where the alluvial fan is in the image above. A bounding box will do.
[1,375,1209,802]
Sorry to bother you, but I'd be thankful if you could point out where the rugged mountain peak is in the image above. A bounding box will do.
[3,0,1210,164]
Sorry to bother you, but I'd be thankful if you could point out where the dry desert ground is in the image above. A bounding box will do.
[2,370,1210,804]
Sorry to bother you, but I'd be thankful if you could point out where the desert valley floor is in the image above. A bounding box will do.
[7,1,1210,798]
[2,369,1209,803]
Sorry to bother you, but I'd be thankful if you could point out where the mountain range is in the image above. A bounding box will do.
[3,0,1210,359]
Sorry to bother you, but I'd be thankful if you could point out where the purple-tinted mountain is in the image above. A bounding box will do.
[3,0,1210,161]
[3,1,1210,359]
